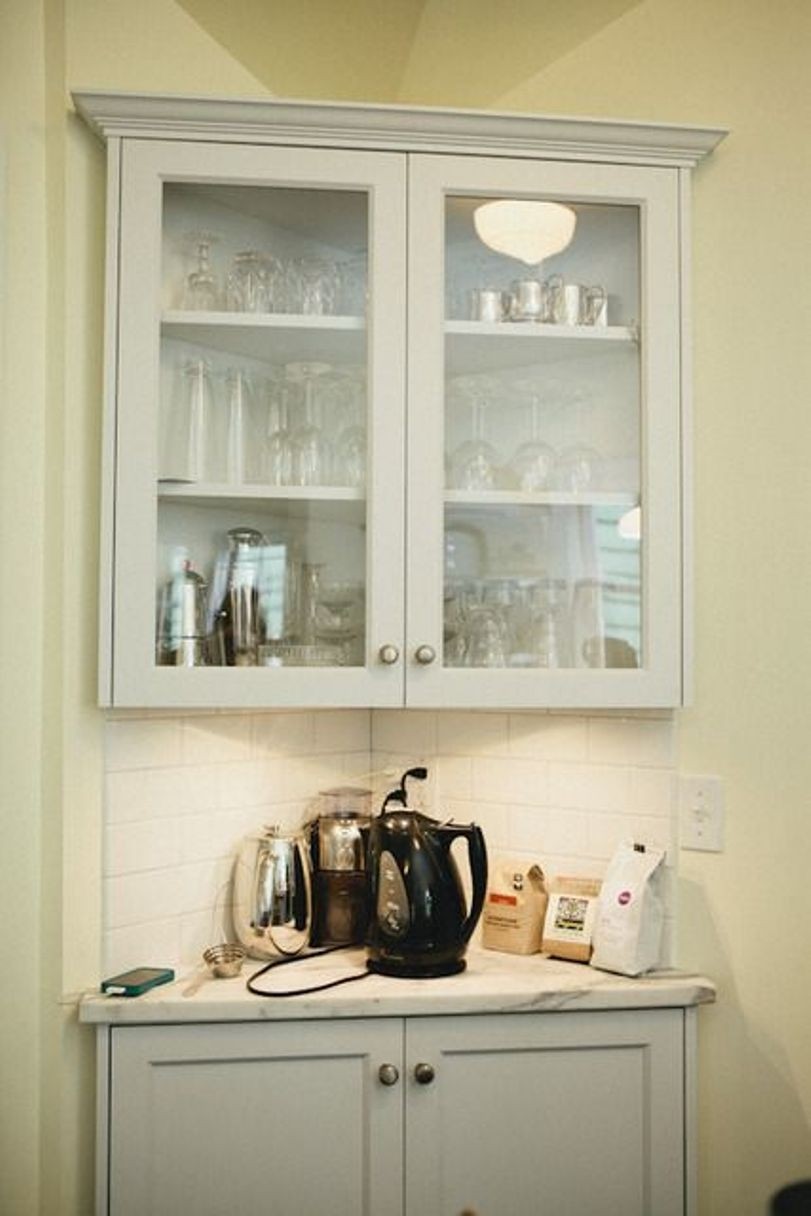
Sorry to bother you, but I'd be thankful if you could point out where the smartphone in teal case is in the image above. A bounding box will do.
[101,967,175,997]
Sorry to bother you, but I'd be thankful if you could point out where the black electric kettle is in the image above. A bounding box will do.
[366,768,488,978]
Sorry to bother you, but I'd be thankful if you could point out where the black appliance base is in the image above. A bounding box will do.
[366,956,467,979]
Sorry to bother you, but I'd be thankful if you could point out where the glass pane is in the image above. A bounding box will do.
[443,194,641,670]
[155,183,369,670]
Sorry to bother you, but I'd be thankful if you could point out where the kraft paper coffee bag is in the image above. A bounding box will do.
[541,876,602,963]
[482,857,548,955]
[590,841,666,976]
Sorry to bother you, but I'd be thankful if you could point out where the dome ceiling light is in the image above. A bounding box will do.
[473,199,577,266]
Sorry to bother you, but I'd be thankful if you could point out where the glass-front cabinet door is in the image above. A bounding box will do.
[111,141,406,706]
[407,155,681,707]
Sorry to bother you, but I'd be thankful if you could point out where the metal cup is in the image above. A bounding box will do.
[470,287,507,323]
[509,278,544,321]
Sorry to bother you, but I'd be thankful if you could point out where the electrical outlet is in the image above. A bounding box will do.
[679,775,725,852]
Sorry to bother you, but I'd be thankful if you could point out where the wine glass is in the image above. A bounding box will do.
[286,361,331,486]
[261,374,294,486]
[314,581,365,665]
[507,393,556,492]
[554,443,601,492]
[183,231,220,310]
[332,368,367,488]
[447,376,501,491]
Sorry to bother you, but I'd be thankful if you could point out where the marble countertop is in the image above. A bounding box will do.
[80,947,715,1025]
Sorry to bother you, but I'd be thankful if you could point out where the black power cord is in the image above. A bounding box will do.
[246,944,371,998]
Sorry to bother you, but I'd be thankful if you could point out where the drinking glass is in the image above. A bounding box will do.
[332,370,367,488]
[507,395,556,492]
[314,581,365,665]
[286,361,331,486]
[183,231,220,310]
[222,367,256,485]
[554,444,601,492]
[160,357,215,482]
[448,376,501,491]
[464,605,508,667]
[290,255,339,315]
[261,377,294,487]
[226,250,271,313]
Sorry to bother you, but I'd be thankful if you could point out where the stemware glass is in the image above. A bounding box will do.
[554,443,601,492]
[314,581,365,665]
[261,376,294,487]
[332,369,367,488]
[447,376,501,491]
[183,232,220,311]
[286,361,331,486]
[507,393,556,492]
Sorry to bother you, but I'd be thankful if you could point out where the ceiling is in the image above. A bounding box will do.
[175,0,644,106]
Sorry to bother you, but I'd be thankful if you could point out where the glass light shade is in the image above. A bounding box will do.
[473,200,577,265]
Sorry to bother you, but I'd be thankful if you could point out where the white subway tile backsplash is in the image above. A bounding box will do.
[104,869,183,930]
[182,715,252,765]
[104,919,181,979]
[105,817,183,877]
[372,710,437,756]
[437,712,509,756]
[472,756,549,806]
[511,805,590,858]
[102,706,681,973]
[105,718,182,771]
[252,711,314,756]
[313,710,369,754]
[549,761,630,812]
[587,716,675,767]
[508,714,588,762]
[436,755,473,802]
[628,767,676,817]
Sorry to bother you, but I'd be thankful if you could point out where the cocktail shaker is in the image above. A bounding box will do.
[156,558,208,666]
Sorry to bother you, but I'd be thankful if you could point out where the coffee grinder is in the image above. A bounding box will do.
[308,787,372,947]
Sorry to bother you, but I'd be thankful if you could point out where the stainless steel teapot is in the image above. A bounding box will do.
[232,825,312,960]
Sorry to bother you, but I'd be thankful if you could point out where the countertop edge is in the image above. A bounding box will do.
[79,953,716,1025]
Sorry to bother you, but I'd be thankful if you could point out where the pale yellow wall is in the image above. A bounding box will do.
[4,1,810,1213]
[491,6,811,1210]
[0,0,48,1209]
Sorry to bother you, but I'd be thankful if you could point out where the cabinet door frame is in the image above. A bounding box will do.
[406,154,683,708]
[404,1008,687,1216]
[103,1018,405,1216]
[108,139,407,707]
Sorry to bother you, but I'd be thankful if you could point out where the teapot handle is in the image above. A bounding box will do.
[440,823,488,945]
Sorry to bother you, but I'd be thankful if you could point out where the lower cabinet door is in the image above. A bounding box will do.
[404,1009,685,1216]
[108,1018,404,1216]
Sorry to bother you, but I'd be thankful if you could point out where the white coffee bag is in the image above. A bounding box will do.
[590,841,667,977]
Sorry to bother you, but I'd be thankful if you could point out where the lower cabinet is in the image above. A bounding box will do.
[101,1008,691,1216]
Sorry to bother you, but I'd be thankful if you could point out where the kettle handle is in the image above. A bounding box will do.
[440,823,488,945]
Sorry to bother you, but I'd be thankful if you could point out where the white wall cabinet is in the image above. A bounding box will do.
[99,1007,693,1216]
[75,92,724,710]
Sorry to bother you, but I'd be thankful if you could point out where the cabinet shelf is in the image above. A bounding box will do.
[162,311,366,365]
[445,320,638,374]
[159,481,364,503]
[445,489,638,508]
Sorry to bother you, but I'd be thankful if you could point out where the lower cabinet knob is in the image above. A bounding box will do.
[378,644,400,665]
[414,1062,435,1085]
[414,644,437,666]
[378,1063,400,1086]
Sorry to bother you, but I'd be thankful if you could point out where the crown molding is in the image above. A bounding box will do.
[72,90,726,168]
